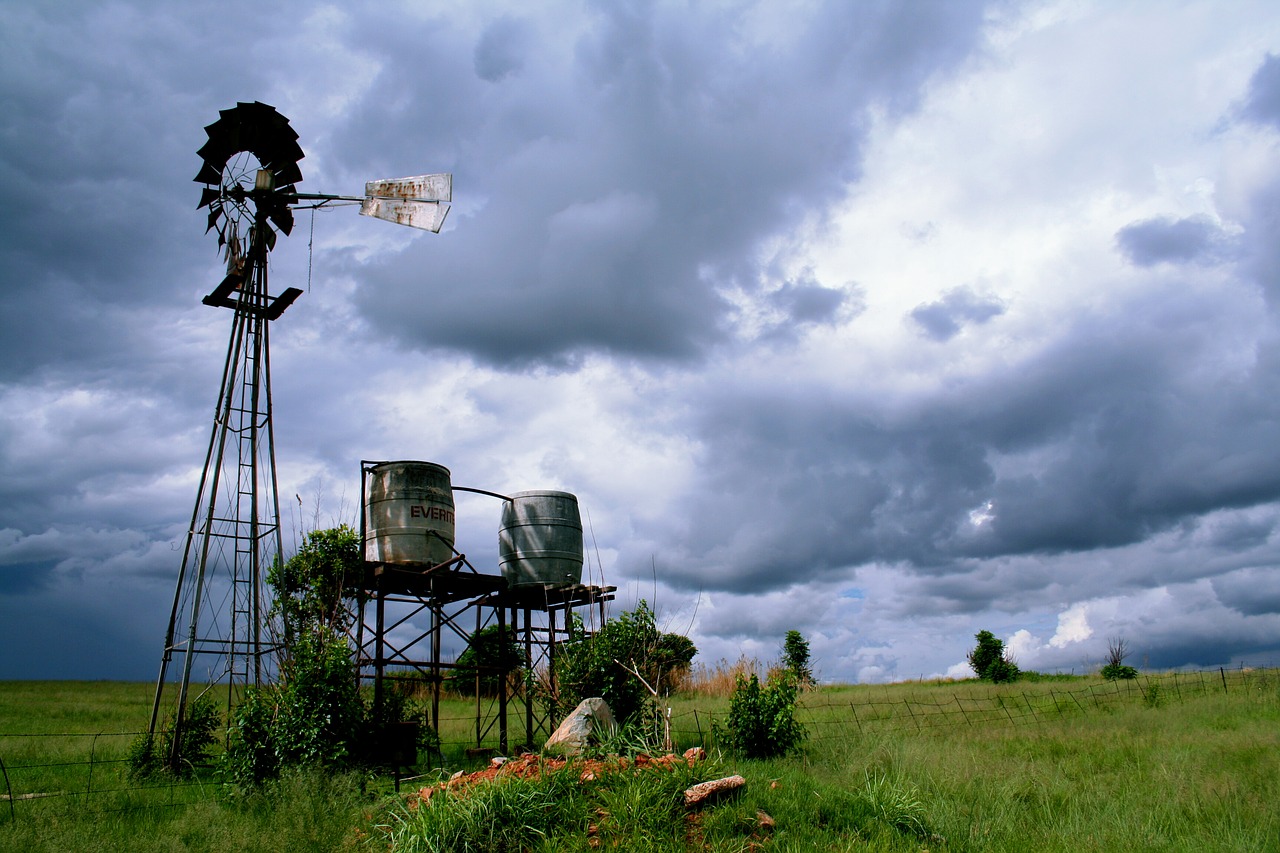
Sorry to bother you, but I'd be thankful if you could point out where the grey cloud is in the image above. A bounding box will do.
[0,3,291,383]
[1212,567,1280,616]
[474,17,531,82]
[1115,215,1236,268]
[326,1,987,367]
[1241,52,1280,129]
[769,279,851,326]
[644,276,1280,605]
[909,287,1006,342]
[1204,515,1275,551]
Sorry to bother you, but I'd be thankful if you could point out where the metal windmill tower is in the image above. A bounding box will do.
[149,102,451,762]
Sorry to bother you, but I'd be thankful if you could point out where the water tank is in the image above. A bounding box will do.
[498,490,584,588]
[364,461,456,566]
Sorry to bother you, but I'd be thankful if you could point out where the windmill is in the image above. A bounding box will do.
[149,101,450,765]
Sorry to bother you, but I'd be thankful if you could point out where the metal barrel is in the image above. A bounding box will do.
[498,490,584,587]
[364,461,456,566]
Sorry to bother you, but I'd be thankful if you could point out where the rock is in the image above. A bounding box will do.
[544,697,617,757]
[683,774,746,809]
[756,810,775,832]
[683,746,706,766]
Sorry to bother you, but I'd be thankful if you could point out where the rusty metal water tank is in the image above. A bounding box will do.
[364,461,456,566]
[498,490,584,587]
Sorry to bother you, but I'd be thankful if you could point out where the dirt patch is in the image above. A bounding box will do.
[407,748,707,808]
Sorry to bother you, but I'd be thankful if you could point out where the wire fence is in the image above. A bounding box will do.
[679,665,1279,749]
[0,730,217,825]
[2,666,1275,825]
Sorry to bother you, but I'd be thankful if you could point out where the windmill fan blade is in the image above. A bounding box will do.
[360,198,449,232]
[194,162,222,185]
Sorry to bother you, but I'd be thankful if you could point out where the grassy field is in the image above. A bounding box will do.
[1,670,1277,851]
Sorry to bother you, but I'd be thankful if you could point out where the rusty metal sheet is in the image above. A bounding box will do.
[360,197,449,232]
[364,173,451,203]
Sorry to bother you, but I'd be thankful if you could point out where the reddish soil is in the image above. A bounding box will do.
[406,748,707,808]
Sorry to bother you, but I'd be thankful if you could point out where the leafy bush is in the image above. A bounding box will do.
[1102,637,1138,680]
[225,526,436,788]
[223,628,410,787]
[554,601,696,724]
[128,694,221,779]
[1102,663,1139,680]
[968,630,1020,683]
[221,686,280,786]
[718,672,807,758]
[268,524,361,642]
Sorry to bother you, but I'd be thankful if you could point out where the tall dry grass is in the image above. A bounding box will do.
[679,656,767,697]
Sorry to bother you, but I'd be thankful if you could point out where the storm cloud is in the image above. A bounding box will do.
[3,1,1280,683]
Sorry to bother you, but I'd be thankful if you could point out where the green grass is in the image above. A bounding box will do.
[2,670,1278,850]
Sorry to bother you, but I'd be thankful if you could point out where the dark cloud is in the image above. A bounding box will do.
[645,275,1280,606]
[1241,52,1280,129]
[1204,515,1275,551]
[474,16,532,82]
[909,287,1006,341]
[324,1,987,367]
[1212,567,1280,616]
[769,278,852,327]
[3,1,1279,684]
[1115,214,1236,267]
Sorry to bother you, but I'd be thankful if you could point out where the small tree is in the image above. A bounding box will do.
[553,601,697,724]
[782,629,814,686]
[1101,637,1138,680]
[968,630,1019,683]
[452,625,527,696]
[268,524,361,644]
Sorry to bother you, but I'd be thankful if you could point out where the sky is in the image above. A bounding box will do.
[4,0,1280,685]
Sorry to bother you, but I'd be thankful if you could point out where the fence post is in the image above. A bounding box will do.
[903,699,920,731]
[1,753,14,822]
[850,703,863,735]
[88,732,100,794]
[1220,667,1229,694]
[953,695,970,726]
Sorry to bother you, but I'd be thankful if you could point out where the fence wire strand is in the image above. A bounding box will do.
[1,665,1273,826]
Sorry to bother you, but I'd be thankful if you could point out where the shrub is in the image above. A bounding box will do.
[968,630,1020,683]
[222,627,427,787]
[554,601,696,724]
[782,630,814,686]
[718,672,807,758]
[451,624,526,696]
[1102,663,1139,680]
[1102,637,1139,680]
[268,524,361,643]
[128,694,221,779]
